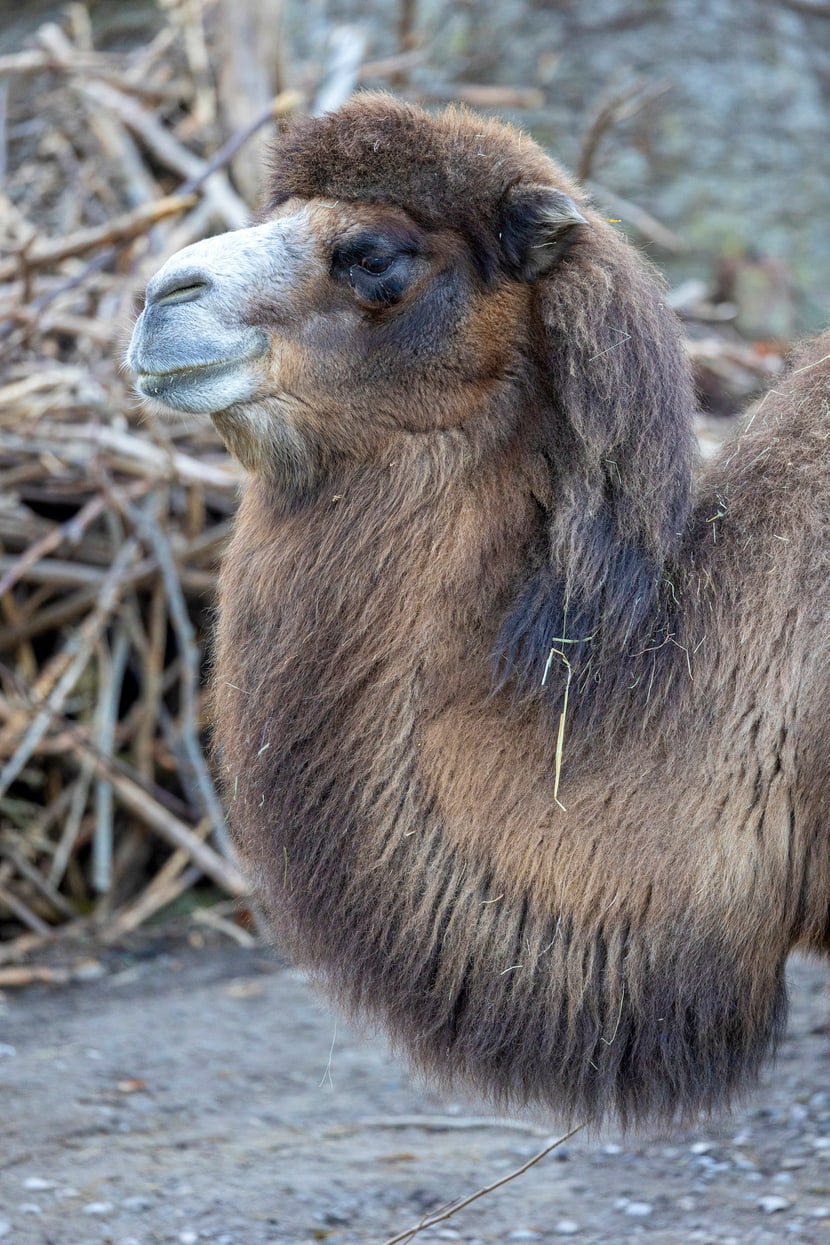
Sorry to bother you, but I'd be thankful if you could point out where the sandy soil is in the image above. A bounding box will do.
[1,938,828,1245]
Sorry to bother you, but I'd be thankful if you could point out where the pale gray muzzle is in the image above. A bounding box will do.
[127,219,294,414]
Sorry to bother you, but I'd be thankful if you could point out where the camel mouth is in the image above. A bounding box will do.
[133,355,262,414]
[136,356,249,383]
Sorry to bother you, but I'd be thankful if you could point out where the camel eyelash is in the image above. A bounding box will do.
[332,239,415,305]
[332,232,418,272]
[348,263,409,307]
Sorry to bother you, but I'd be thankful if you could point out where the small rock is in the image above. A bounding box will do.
[435,1231,461,1240]
[123,1196,152,1212]
[117,1077,148,1095]
[0,1044,16,1058]
[508,1233,541,1241]
[810,1206,830,1218]
[554,1221,580,1235]
[624,1202,653,1217]
[22,1177,56,1191]
[690,1140,714,1154]
[813,1136,830,1150]
[179,1232,198,1244]
[313,1208,351,1226]
[225,978,264,1000]
[83,1201,114,1216]
[0,1221,10,1239]
[602,1143,622,1155]
[758,1195,790,1213]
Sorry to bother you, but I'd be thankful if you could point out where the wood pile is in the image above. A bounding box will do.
[0,3,316,956]
[0,3,788,959]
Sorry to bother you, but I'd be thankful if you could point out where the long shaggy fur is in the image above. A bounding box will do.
[212,97,830,1129]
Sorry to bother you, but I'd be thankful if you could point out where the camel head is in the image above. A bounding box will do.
[129,95,597,488]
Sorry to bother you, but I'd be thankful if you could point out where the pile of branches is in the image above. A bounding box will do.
[0,3,788,958]
[0,1,553,957]
[0,7,261,955]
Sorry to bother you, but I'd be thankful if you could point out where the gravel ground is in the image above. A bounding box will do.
[0,940,828,1245]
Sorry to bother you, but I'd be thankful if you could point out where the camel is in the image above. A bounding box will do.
[128,95,830,1130]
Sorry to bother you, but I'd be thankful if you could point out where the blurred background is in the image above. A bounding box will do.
[1,0,829,959]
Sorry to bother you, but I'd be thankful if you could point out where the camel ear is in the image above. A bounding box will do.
[500,184,588,281]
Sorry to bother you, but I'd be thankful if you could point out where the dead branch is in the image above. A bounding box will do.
[588,181,687,253]
[413,84,545,110]
[77,78,250,228]
[312,26,369,115]
[379,1123,586,1245]
[0,538,140,799]
[0,659,246,898]
[0,196,195,283]
[577,78,671,183]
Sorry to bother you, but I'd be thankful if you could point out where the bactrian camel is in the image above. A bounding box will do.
[128,95,830,1129]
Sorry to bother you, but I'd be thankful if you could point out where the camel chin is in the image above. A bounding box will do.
[131,358,262,414]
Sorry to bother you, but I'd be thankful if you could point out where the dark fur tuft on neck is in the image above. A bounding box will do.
[496,224,697,727]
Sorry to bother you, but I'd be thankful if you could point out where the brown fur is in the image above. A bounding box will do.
[210,97,830,1129]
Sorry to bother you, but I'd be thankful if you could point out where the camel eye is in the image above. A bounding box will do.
[358,255,393,275]
[332,234,417,307]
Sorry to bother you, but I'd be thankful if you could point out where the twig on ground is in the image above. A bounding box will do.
[379,1123,586,1245]
[0,867,51,935]
[0,964,73,986]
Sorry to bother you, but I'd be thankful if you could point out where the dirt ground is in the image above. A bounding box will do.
[1,937,828,1245]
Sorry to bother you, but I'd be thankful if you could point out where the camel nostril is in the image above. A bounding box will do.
[150,274,211,307]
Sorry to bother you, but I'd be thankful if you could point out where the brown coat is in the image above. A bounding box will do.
[211,97,830,1129]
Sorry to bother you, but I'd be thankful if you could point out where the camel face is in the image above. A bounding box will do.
[129,197,504,478]
[129,181,587,481]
